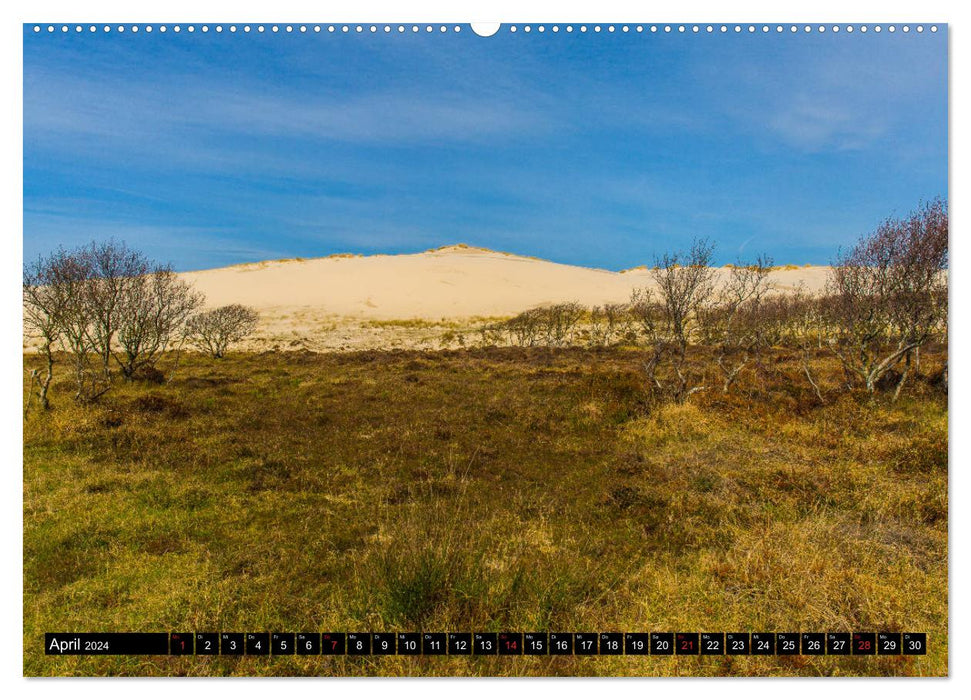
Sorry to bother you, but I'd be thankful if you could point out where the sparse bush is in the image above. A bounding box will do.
[23,253,71,411]
[502,308,542,347]
[589,302,633,346]
[700,255,774,393]
[825,198,948,399]
[537,302,585,347]
[23,240,205,404]
[631,238,717,403]
[766,289,830,403]
[114,266,204,380]
[186,304,260,358]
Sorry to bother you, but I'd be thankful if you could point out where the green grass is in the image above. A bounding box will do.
[23,347,947,676]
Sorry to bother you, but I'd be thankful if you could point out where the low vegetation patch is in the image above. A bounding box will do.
[24,346,947,676]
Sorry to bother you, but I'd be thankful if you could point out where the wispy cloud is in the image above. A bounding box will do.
[25,67,552,147]
[23,29,947,270]
[767,94,888,152]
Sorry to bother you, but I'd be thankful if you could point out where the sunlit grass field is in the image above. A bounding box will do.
[23,347,947,676]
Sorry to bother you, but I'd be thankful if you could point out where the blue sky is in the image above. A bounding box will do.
[23,25,947,271]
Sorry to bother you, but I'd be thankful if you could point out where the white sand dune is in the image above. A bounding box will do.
[181,244,830,322]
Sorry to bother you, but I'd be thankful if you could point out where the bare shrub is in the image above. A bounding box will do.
[39,247,110,403]
[825,198,948,399]
[700,256,774,393]
[83,240,154,380]
[589,302,633,347]
[631,238,717,402]
[537,302,585,347]
[24,240,207,403]
[502,308,542,347]
[476,322,506,347]
[186,305,260,358]
[23,252,72,410]
[764,288,830,403]
[114,266,204,379]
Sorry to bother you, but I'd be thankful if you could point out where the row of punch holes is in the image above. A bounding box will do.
[33,24,939,35]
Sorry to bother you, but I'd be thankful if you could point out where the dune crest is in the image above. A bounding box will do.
[181,246,829,322]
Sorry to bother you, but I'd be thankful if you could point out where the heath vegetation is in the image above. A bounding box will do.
[23,199,948,677]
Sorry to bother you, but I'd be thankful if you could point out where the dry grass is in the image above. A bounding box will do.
[23,347,947,676]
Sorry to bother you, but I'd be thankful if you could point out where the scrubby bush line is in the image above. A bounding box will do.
[476,199,947,404]
[23,240,259,409]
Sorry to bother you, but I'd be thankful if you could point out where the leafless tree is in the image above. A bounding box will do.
[537,302,585,347]
[589,302,633,346]
[114,266,205,379]
[186,304,260,358]
[826,198,947,399]
[764,288,829,403]
[23,253,71,410]
[24,241,207,403]
[83,240,152,380]
[701,256,774,393]
[502,308,542,347]
[476,322,506,347]
[631,238,717,402]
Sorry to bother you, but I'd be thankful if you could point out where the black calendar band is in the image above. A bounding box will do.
[45,632,928,656]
